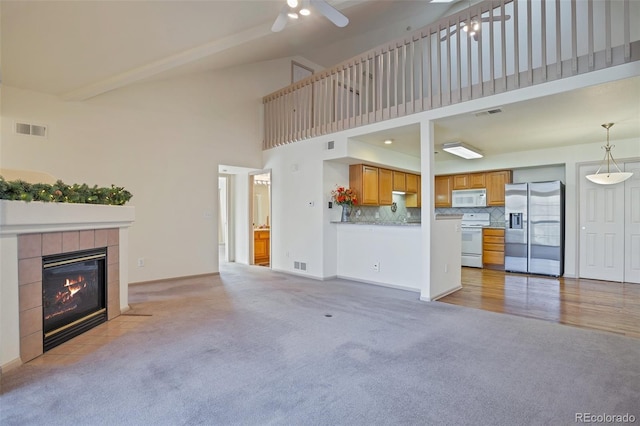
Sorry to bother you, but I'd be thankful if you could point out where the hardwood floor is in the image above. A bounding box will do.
[439,267,640,338]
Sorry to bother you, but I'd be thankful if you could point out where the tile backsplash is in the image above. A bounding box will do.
[338,195,504,226]
[435,206,505,227]
[350,194,421,222]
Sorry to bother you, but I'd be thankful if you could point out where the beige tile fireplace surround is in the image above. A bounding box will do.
[0,200,135,373]
[18,229,121,363]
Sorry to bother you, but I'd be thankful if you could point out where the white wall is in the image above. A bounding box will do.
[0,56,300,283]
[336,225,422,292]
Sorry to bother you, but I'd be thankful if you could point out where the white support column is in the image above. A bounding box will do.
[420,120,435,301]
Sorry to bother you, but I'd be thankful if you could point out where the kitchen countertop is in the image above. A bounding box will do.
[332,221,421,227]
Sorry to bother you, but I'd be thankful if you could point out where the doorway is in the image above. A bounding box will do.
[218,176,229,263]
[251,171,271,267]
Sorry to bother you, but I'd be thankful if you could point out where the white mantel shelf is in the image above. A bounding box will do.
[0,200,135,235]
[0,200,135,372]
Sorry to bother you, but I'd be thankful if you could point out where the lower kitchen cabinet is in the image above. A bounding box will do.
[483,228,505,269]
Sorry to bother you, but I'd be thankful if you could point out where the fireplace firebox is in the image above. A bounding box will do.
[42,248,107,351]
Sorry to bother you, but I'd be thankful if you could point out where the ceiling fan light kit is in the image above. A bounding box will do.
[585,123,634,185]
[272,0,348,32]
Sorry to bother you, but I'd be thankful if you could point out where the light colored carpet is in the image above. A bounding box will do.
[2,263,639,425]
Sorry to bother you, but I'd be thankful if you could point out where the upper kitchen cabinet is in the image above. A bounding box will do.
[392,171,406,192]
[453,172,486,190]
[434,175,453,207]
[405,173,419,194]
[378,168,393,205]
[486,170,513,206]
[406,175,421,208]
[350,164,379,205]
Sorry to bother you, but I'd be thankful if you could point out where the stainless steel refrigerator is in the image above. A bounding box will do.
[504,181,565,277]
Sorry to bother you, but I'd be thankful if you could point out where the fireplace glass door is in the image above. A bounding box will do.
[42,248,107,350]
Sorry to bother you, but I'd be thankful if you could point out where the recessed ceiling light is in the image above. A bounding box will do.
[288,12,299,19]
[287,0,298,7]
[384,139,393,145]
[300,8,310,16]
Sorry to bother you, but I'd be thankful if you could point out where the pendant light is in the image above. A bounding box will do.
[585,123,633,185]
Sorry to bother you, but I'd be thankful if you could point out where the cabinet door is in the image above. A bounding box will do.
[378,168,393,205]
[469,173,486,188]
[392,171,406,192]
[405,173,418,193]
[350,164,380,205]
[406,176,421,208]
[434,175,453,207]
[452,174,469,190]
[362,166,379,205]
[486,170,512,206]
[254,232,270,264]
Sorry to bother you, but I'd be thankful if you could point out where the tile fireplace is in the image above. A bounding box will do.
[0,200,135,372]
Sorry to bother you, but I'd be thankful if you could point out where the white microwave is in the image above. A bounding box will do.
[452,189,487,208]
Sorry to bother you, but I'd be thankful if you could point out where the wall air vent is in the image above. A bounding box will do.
[15,122,48,137]
[474,108,503,117]
[327,141,335,150]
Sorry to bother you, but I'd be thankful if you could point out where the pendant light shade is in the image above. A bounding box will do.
[585,123,633,185]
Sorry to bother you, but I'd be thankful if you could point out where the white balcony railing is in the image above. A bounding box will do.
[263,0,639,149]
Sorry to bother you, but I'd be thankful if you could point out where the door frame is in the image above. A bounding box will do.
[249,169,272,267]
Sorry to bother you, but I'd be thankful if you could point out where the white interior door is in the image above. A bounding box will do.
[624,161,640,284]
[579,164,625,282]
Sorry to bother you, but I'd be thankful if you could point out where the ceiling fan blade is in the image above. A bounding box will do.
[271,5,289,32]
[480,14,511,22]
[310,0,349,27]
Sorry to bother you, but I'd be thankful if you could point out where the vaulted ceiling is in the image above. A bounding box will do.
[2,0,638,159]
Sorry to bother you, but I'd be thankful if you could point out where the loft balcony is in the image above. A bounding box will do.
[263,0,639,149]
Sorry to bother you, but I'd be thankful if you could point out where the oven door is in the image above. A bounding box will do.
[461,227,483,268]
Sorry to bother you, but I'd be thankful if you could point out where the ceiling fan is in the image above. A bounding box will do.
[440,13,511,42]
[271,0,349,33]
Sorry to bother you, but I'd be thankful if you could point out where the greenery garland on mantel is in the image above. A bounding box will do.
[0,176,133,206]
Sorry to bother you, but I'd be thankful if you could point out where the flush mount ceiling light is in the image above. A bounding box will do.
[384,139,393,145]
[585,123,633,185]
[442,141,483,159]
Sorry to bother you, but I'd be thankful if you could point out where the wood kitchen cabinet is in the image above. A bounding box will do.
[254,230,270,266]
[378,168,393,205]
[392,171,406,192]
[405,173,419,193]
[434,175,453,207]
[486,170,512,206]
[350,164,379,205]
[483,228,505,269]
[406,175,421,207]
[453,172,486,190]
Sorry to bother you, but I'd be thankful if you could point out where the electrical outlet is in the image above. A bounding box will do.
[137,258,145,267]
[373,262,380,272]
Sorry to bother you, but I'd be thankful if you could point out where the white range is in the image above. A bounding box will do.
[460,213,491,268]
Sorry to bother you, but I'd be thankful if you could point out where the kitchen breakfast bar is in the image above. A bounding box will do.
[333,214,462,301]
